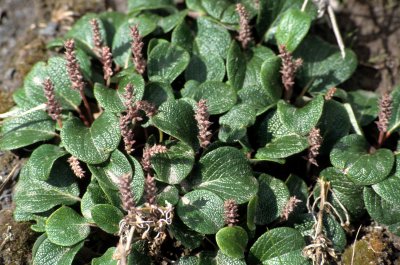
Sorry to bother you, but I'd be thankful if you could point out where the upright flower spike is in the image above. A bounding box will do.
[224,199,239,226]
[141,144,168,173]
[278,45,303,101]
[43,78,62,127]
[307,127,323,166]
[118,173,137,215]
[130,25,146,75]
[65,39,85,92]
[65,39,93,124]
[102,46,113,86]
[67,156,85,179]
[376,92,393,146]
[236,3,252,49]
[325,87,337,100]
[281,196,302,220]
[145,173,157,205]
[120,114,136,154]
[195,99,212,149]
[89,18,102,52]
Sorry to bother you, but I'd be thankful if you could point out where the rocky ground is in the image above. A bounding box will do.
[0,0,399,264]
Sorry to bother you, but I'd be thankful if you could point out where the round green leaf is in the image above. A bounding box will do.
[177,190,225,234]
[33,238,83,265]
[91,204,124,234]
[156,185,180,206]
[143,81,175,108]
[92,247,117,265]
[255,174,290,225]
[61,111,120,164]
[171,20,193,53]
[23,144,67,181]
[193,146,258,203]
[372,162,400,205]
[190,81,237,115]
[195,17,231,59]
[260,55,283,103]
[0,107,56,150]
[169,217,204,249]
[276,8,311,52]
[46,206,90,246]
[277,96,324,136]
[247,195,258,231]
[94,73,144,112]
[151,99,199,149]
[364,187,400,225]
[255,134,309,161]
[227,41,246,91]
[152,141,195,184]
[330,134,394,185]
[216,251,247,265]
[293,214,346,252]
[185,53,225,82]
[347,90,379,126]
[112,15,157,67]
[81,180,108,222]
[216,226,248,259]
[148,41,190,83]
[294,36,358,93]
[88,151,144,204]
[321,167,365,219]
[249,227,307,265]
[15,160,80,214]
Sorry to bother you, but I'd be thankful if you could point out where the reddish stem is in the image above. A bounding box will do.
[79,90,93,124]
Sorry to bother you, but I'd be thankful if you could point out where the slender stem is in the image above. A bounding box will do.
[79,90,94,124]
[75,107,90,127]
[377,130,386,148]
[301,0,309,12]
[327,5,346,59]
[106,77,111,88]
[57,119,63,129]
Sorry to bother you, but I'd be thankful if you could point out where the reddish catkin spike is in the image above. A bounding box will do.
[119,114,136,154]
[307,127,323,166]
[236,3,253,49]
[376,92,393,134]
[224,199,239,226]
[90,18,102,52]
[67,156,85,179]
[102,46,113,86]
[65,39,85,92]
[195,99,212,148]
[130,25,146,75]
[281,196,302,220]
[136,100,157,117]
[324,87,337,100]
[43,78,62,124]
[119,173,136,214]
[278,45,303,101]
[141,144,168,173]
[145,173,157,205]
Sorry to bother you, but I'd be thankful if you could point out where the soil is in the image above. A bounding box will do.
[0,0,400,264]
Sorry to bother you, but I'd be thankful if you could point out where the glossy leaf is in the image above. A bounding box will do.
[61,112,120,164]
[249,227,308,265]
[388,85,400,134]
[189,81,237,115]
[91,204,124,234]
[151,99,199,149]
[0,107,56,150]
[152,141,195,184]
[347,90,379,126]
[255,174,290,225]
[216,226,248,259]
[185,53,225,82]
[276,8,311,52]
[23,144,67,181]
[277,96,324,136]
[177,190,225,234]
[330,134,394,185]
[294,36,357,93]
[255,134,309,161]
[148,41,190,83]
[192,146,258,203]
[33,239,83,265]
[15,160,80,214]
[143,81,175,108]
[92,247,117,265]
[227,41,246,91]
[364,187,400,225]
[46,206,90,246]
[81,180,109,222]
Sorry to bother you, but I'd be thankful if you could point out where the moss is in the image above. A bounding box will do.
[0,209,36,265]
